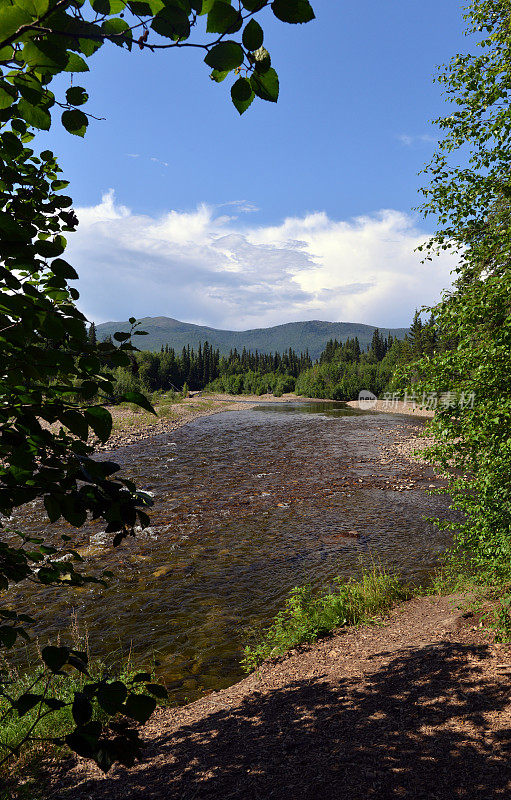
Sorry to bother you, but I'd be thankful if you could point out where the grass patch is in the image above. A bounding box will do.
[242,568,408,672]
[191,399,216,410]
[0,616,159,795]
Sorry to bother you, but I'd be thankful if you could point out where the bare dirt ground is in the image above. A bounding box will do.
[53,594,511,800]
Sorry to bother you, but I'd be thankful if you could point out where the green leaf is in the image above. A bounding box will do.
[67,652,89,674]
[210,68,230,83]
[41,645,69,672]
[0,81,18,111]
[0,627,17,648]
[44,495,61,523]
[124,692,156,724]
[92,0,110,12]
[34,237,65,257]
[251,67,279,102]
[0,211,29,242]
[16,693,42,717]
[60,497,87,527]
[60,410,88,439]
[39,545,57,555]
[79,36,103,58]
[242,19,263,51]
[128,0,164,13]
[62,109,88,137]
[232,86,254,114]
[85,406,112,443]
[65,721,101,759]
[145,683,168,699]
[97,681,127,714]
[93,0,128,11]
[253,45,271,74]
[17,99,51,130]
[0,5,32,40]
[66,87,89,106]
[15,76,47,108]
[231,76,252,102]
[206,1,241,34]
[0,45,14,61]
[43,697,67,710]
[132,672,152,682]
[241,0,265,10]
[51,258,78,279]
[22,40,68,71]
[102,17,131,44]
[271,0,315,23]
[13,0,49,15]
[0,131,23,157]
[72,692,93,726]
[123,391,156,415]
[64,52,90,73]
[204,41,244,71]
[151,4,191,39]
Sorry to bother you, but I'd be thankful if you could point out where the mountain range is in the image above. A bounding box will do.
[96,317,409,361]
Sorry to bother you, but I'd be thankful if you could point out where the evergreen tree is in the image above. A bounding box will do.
[370,327,386,361]
[408,311,423,357]
[88,321,97,347]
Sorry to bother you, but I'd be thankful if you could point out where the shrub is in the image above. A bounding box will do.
[242,569,406,672]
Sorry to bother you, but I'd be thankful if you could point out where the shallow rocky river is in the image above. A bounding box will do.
[11,402,452,703]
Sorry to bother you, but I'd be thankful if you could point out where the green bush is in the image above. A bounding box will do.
[0,616,161,781]
[111,367,143,402]
[242,569,406,672]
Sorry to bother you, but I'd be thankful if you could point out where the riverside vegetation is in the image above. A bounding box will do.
[0,0,317,784]
[2,0,511,793]
[242,568,408,672]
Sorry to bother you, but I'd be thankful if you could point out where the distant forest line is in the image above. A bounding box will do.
[89,311,441,401]
[94,317,410,361]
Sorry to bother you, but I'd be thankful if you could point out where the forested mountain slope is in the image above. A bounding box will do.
[96,317,408,359]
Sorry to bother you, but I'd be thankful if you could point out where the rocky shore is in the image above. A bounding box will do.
[345,398,435,418]
[98,393,328,451]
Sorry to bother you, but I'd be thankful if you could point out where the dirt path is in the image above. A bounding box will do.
[55,594,511,800]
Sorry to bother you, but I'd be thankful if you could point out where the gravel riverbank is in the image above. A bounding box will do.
[345,398,435,418]
[98,393,331,451]
[55,593,511,800]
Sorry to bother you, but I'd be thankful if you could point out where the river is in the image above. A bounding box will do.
[11,401,452,703]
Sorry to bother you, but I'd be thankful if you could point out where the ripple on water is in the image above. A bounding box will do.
[10,402,452,704]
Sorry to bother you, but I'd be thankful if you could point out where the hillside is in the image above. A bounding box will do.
[95,317,409,360]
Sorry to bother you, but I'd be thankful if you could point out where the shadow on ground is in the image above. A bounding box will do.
[59,640,511,800]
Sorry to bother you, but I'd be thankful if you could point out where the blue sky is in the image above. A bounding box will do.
[39,1,471,329]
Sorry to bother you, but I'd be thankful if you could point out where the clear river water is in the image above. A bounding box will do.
[11,401,452,704]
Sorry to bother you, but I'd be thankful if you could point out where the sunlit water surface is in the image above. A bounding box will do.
[11,402,452,702]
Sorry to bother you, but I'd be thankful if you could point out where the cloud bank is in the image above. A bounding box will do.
[67,191,456,329]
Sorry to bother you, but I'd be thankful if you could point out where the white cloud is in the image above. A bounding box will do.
[150,157,169,168]
[67,191,456,329]
[397,133,437,147]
